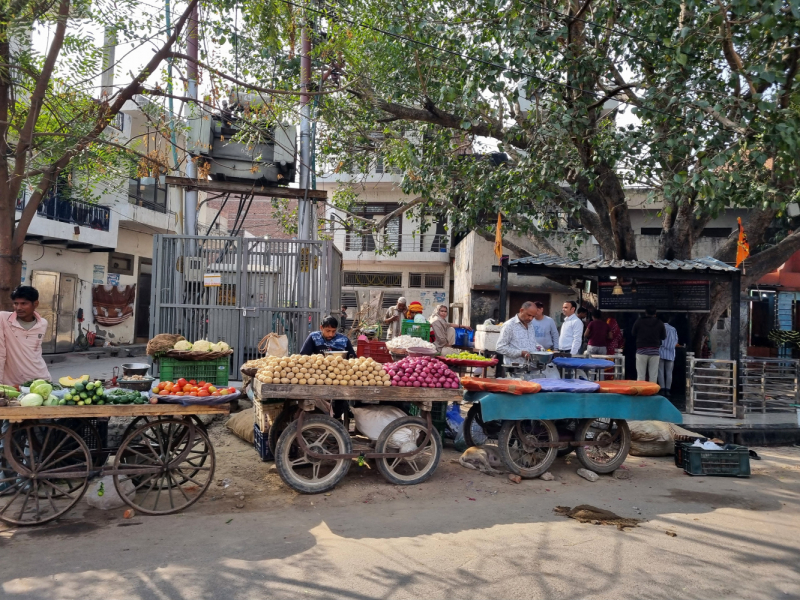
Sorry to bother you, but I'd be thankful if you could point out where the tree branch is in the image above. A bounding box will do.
[692,102,748,134]
[779,46,800,109]
[743,231,800,287]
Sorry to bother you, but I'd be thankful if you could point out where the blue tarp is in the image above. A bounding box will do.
[552,357,615,369]
[463,391,683,424]
[532,379,600,393]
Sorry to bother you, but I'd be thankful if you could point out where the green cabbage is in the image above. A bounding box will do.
[30,381,53,398]
[173,340,193,351]
[20,393,44,407]
[43,394,59,407]
[192,339,212,352]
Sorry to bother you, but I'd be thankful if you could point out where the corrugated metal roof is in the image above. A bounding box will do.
[509,254,738,272]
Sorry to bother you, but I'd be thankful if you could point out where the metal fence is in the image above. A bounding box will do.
[740,358,800,413]
[685,352,740,418]
[150,235,341,372]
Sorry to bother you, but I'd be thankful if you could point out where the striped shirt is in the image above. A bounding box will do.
[496,315,541,361]
[660,324,679,361]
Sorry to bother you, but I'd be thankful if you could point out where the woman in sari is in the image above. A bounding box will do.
[605,316,624,379]
[429,304,458,353]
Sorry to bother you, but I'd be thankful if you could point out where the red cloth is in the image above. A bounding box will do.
[606,318,624,354]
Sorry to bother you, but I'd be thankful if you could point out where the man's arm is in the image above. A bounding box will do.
[548,319,560,349]
[571,320,583,355]
[495,324,523,359]
[298,335,316,356]
[660,322,666,341]
[583,322,591,340]
[345,338,357,359]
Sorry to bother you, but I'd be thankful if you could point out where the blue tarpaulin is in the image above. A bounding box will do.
[552,357,615,369]
[532,378,600,393]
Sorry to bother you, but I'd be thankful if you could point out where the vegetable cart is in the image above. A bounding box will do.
[0,403,229,526]
[252,379,462,494]
[462,390,682,477]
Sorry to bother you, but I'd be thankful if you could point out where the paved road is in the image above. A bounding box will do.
[2,441,799,600]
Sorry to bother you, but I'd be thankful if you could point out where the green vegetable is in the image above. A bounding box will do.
[74,382,84,392]
[94,380,102,388]
[97,400,105,405]
[64,393,72,401]
[43,394,59,407]
[77,401,84,406]
[79,392,88,400]
[86,382,95,391]
[20,393,44,407]
[95,388,104,397]
[0,385,20,398]
[84,398,92,405]
[30,381,53,399]
[67,400,76,406]
[58,399,67,405]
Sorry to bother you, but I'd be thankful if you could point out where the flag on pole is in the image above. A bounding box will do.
[494,212,503,264]
[736,217,749,267]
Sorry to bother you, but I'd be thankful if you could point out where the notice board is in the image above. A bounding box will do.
[598,280,710,312]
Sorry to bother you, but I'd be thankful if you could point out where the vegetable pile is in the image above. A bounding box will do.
[153,378,237,397]
[107,389,148,405]
[385,336,435,351]
[172,339,231,352]
[0,384,20,399]
[63,380,107,405]
[382,357,461,388]
[255,354,390,386]
[442,351,494,362]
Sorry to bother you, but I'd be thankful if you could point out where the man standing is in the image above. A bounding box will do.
[558,300,584,355]
[0,286,51,386]
[530,301,559,350]
[632,305,666,383]
[383,297,408,339]
[496,301,540,362]
[584,309,611,355]
[658,317,680,395]
[339,305,348,333]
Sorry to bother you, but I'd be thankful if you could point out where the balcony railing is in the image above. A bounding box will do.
[345,233,449,253]
[16,194,111,232]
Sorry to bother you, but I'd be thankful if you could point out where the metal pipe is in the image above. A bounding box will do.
[184,2,199,241]
[298,12,312,241]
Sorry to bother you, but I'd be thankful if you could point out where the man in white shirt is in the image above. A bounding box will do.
[558,300,584,355]
[531,301,559,350]
[495,302,540,363]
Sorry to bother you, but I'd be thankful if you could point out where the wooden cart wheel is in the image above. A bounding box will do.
[498,419,559,478]
[275,414,352,494]
[0,423,91,526]
[575,418,631,474]
[113,418,215,515]
[121,415,207,441]
[374,416,442,485]
[463,403,502,448]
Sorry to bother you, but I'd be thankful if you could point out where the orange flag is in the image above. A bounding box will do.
[494,212,503,264]
[736,217,749,267]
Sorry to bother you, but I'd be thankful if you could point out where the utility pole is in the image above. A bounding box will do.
[297,10,312,241]
[100,27,116,98]
[184,2,199,238]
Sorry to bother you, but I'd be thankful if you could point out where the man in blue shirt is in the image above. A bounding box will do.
[658,317,680,395]
[299,316,356,358]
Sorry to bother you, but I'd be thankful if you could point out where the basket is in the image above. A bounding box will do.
[401,320,431,341]
[254,400,284,432]
[117,379,155,392]
[158,356,230,386]
[254,423,274,461]
[409,402,447,438]
[676,442,751,477]
[163,349,234,361]
[357,340,393,363]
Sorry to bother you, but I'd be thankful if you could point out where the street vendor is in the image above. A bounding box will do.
[299,316,356,358]
[428,304,462,352]
[496,301,541,363]
[383,297,408,339]
[0,286,51,386]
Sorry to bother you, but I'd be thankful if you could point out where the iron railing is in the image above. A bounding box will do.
[740,358,800,412]
[685,352,740,418]
[16,194,111,231]
[345,233,449,253]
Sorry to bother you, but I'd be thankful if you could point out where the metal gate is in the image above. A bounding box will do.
[685,352,740,418]
[150,235,340,371]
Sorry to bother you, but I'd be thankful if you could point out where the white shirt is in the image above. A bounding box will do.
[559,313,584,355]
[495,315,541,362]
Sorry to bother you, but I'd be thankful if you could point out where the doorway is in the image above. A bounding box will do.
[134,258,152,342]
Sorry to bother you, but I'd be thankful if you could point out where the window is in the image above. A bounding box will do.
[108,252,135,276]
[344,203,402,251]
[408,273,422,288]
[409,273,445,288]
[375,156,402,175]
[343,271,403,287]
[110,113,126,132]
[128,176,168,213]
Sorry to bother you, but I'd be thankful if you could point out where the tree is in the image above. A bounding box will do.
[0,0,199,309]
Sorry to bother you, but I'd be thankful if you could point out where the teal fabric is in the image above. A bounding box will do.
[463,391,683,424]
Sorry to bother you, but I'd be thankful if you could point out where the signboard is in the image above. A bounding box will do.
[93,264,105,285]
[107,273,120,286]
[203,272,222,287]
[598,280,710,312]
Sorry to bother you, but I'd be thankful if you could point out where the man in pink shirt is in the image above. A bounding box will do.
[0,286,52,386]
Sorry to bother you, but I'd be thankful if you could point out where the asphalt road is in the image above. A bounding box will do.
[2,441,799,600]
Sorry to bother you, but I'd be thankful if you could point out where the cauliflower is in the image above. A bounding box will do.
[173,340,193,351]
[192,339,213,352]
[215,341,230,351]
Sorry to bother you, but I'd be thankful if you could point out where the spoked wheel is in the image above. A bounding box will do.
[113,418,215,515]
[463,404,502,448]
[575,418,631,473]
[121,415,207,442]
[0,423,91,526]
[374,416,442,485]
[275,414,352,494]
[498,419,558,478]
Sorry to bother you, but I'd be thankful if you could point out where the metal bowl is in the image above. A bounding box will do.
[122,363,150,376]
[407,347,437,357]
[117,379,154,392]
[323,350,349,358]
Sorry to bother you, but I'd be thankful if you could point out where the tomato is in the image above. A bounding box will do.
[208,386,217,393]
[175,391,185,396]
[189,379,197,385]
[183,384,192,392]
[189,392,198,397]
[176,378,188,388]
[210,391,220,396]
[158,382,167,390]
[198,390,210,397]
[151,387,160,393]
[201,382,211,389]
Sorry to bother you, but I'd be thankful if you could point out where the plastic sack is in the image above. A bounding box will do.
[86,476,135,510]
[353,405,407,441]
[543,363,561,379]
[260,333,289,358]
[226,408,255,444]
[414,314,427,323]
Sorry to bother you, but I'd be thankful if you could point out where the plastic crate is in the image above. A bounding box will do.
[677,442,750,477]
[158,356,230,386]
[401,320,431,341]
[254,422,274,461]
[253,400,283,432]
[357,340,393,364]
[454,328,475,348]
[409,402,447,439]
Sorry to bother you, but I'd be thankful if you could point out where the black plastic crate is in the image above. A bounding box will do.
[677,442,750,477]
[254,422,274,462]
[408,402,447,439]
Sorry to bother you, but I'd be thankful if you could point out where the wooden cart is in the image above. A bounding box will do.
[0,403,229,526]
[252,380,462,494]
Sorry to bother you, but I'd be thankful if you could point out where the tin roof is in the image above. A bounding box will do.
[508,254,738,273]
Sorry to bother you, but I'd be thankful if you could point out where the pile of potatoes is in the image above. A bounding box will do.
[255,354,391,387]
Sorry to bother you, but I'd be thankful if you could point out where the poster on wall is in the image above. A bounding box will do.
[20,260,26,284]
[107,273,120,286]
[93,264,105,285]
[203,272,222,287]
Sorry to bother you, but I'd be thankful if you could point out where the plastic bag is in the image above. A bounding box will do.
[445,403,463,440]
[86,476,135,510]
[544,363,561,379]
[260,333,289,358]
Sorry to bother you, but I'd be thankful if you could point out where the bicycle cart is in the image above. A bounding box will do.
[0,403,229,526]
[252,379,462,494]
[463,389,682,478]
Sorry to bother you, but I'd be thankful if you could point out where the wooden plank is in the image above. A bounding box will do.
[165,177,327,200]
[0,403,231,421]
[253,380,463,402]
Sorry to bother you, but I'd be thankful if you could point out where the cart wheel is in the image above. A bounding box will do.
[0,423,91,526]
[463,404,501,448]
[267,407,294,457]
[275,414,352,494]
[113,418,215,515]
[121,415,207,441]
[374,416,442,486]
[498,419,558,478]
[575,418,631,474]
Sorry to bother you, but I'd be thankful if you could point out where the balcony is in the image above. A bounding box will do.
[17,194,111,231]
[342,233,450,263]
[16,192,117,250]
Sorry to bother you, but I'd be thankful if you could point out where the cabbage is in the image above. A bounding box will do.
[43,394,59,407]
[20,393,44,407]
[215,341,230,351]
[30,381,53,398]
[192,339,212,352]
[173,340,193,351]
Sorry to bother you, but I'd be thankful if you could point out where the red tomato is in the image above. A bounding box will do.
[201,383,211,389]
[158,382,168,390]
[198,390,210,397]
[210,391,220,396]
[183,384,192,392]
[189,380,197,385]
[176,378,188,388]
[175,391,185,396]
[189,392,198,397]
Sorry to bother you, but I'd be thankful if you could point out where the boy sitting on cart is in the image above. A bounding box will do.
[299,316,357,358]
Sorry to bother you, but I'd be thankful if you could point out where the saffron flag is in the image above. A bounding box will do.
[736,217,749,267]
[494,212,503,264]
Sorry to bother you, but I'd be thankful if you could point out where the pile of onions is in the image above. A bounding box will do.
[382,357,461,389]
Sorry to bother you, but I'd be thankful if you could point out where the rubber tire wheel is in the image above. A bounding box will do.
[575,419,631,474]
[463,404,501,448]
[267,406,294,457]
[374,416,442,486]
[275,414,352,494]
[498,419,559,478]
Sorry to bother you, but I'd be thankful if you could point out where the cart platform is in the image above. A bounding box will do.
[253,379,463,403]
[0,403,230,422]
